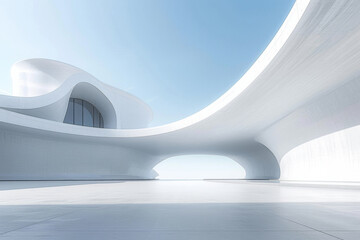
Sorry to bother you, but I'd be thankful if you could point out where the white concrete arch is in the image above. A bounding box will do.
[145,141,279,180]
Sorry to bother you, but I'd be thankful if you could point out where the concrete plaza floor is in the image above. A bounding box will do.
[0,180,360,239]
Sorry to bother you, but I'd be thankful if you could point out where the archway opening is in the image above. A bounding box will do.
[153,155,245,180]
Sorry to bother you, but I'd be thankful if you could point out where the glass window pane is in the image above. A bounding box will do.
[64,98,74,124]
[100,114,104,128]
[93,108,100,128]
[64,98,105,128]
[74,99,83,125]
[83,100,94,127]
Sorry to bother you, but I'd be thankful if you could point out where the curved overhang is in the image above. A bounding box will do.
[69,82,117,129]
[2,58,153,129]
[0,0,310,137]
[1,0,360,180]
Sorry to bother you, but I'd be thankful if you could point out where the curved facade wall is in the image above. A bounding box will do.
[4,58,153,129]
[280,126,360,182]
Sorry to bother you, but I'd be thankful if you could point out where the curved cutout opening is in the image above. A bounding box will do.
[70,82,117,129]
[153,155,246,180]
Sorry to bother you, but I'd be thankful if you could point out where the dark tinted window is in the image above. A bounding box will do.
[63,98,104,128]
[74,99,83,125]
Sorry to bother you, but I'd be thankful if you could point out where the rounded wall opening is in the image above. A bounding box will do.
[153,155,246,180]
[64,98,105,128]
[69,82,117,129]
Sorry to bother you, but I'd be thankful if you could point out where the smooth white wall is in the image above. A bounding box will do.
[280,125,360,181]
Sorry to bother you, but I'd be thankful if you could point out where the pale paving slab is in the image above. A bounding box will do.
[0,180,360,239]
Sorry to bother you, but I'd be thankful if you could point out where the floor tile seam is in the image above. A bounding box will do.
[279,216,344,240]
[0,211,75,236]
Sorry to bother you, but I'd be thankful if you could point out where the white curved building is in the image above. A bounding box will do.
[1,0,360,180]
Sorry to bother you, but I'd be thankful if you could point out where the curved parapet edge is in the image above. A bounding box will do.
[1,58,153,129]
[0,0,310,138]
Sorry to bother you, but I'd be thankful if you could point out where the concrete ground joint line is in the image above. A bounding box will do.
[0,211,75,236]
[280,216,344,240]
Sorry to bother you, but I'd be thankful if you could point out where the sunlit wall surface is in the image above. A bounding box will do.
[280,125,360,181]
[154,155,246,179]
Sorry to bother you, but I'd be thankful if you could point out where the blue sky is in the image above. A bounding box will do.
[0,0,294,126]
[0,0,294,178]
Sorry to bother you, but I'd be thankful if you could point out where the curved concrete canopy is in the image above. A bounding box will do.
[1,0,360,180]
